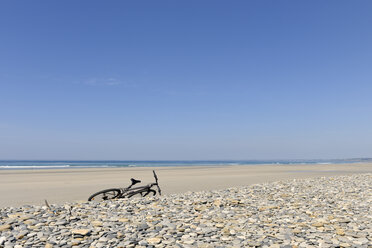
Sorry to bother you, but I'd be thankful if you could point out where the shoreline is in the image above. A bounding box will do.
[1,163,371,208]
[1,160,370,171]
[0,161,370,173]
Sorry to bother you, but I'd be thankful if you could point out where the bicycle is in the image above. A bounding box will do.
[88,170,162,202]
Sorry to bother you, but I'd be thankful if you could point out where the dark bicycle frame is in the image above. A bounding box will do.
[120,183,157,198]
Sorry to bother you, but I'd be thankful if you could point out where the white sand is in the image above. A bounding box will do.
[1,163,371,208]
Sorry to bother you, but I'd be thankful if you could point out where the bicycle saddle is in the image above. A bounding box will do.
[131,178,141,185]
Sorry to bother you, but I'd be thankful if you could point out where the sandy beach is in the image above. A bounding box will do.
[1,173,371,247]
[1,163,371,208]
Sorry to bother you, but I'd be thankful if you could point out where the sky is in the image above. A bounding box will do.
[0,1,372,160]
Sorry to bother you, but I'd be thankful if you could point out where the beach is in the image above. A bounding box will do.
[1,163,371,208]
[0,171,371,247]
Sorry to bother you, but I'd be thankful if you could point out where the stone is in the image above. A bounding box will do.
[118,218,129,222]
[147,237,162,244]
[312,222,324,227]
[336,229,345,236]
[0,237,6,246]
[16,230,29,239]
[71,229,91,236]
[214,200,222,207]
[339,243,351,247]
[183,239,195,245]
[91,220,103,227]
[0,224,11,231]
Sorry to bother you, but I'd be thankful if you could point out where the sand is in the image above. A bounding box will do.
[1,163,371,208]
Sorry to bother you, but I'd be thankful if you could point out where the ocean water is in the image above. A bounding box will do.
[0,159,366,170]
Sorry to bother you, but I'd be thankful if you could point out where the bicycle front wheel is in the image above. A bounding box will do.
[88,188,121,202]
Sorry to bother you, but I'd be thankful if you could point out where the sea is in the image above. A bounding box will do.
[0,159,367,170]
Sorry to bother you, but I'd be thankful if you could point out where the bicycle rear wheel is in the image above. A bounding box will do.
[88,188,121,202]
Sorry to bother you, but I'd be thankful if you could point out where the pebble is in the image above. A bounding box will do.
[147,237,162,244]
[0,174,371,247]
[71,229,91,236]
[0,237,6,246]
[0,225,11,232]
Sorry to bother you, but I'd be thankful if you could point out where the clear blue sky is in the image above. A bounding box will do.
[1,1,371,160]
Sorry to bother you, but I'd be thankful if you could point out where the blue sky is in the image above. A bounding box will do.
[1,1,371,160]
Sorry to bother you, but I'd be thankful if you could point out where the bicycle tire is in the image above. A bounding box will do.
[88,188,121,201]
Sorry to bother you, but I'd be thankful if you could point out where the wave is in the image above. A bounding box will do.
[73,165,114,168]
[0,165,71,169]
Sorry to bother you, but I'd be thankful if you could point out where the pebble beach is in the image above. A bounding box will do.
[0,173,371,248]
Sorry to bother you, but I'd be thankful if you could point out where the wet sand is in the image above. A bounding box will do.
[1,163,371,208]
